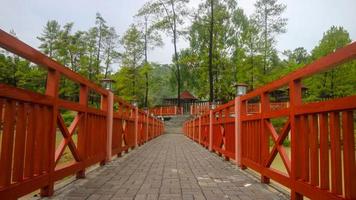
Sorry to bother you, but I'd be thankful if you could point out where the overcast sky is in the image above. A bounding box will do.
[1,0,355,70]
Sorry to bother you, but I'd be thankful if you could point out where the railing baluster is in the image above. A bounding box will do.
[0,100,16,187]
[342,111,356,199]
[319,112,329,190]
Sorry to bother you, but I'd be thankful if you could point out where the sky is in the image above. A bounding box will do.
[0,0,355,70]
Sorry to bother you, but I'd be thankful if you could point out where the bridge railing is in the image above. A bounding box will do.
[149,106,183,116]
[0,29,164,199]
[190,101,289,116]
[183,42,356,200]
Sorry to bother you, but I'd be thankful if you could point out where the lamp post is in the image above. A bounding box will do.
[100,78,116,91]
[234,83,248,96]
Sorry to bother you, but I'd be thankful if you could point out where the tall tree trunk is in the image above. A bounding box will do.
[208,0,214,103]
[263,6,268,74]
[330,69,335,98]
[250,35,254,90]
[144,16,149,108]
[171,1,181,107]
[96,24,102,75]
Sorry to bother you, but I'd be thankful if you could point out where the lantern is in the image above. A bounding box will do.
[100,78,116,91]
[234,83,248,96]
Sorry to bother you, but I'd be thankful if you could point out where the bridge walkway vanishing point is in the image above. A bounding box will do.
[44,116,288,200]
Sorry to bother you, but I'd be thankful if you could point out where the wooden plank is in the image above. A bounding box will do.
[0,100,16,187]
[342,111,356,199]
[0,98,4,124]
[294,181,343,200]
[319,113,329,190]
[41,106,51,174]
[262,108,289,119]
[329,112,342,195]
[53,162,82,181]
[262,168,291,188]
[12,102,27,182]
[41,69,59,197]
[57,99,87,112]
[33,105,43,176]
[295,95,356,115]
[0,174,49,199]
[24,105,35,178]
[308,114,319,187]
[289,80,303,200]
[300,115,309,182]
[0,84,54,106]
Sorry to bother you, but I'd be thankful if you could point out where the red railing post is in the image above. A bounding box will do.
[76,84,88,179]
[234,96,242,167]
[261,92,270,184]
[102,95,114,159]
[209,109,213,151]
[146,112,149,141]
[134,106,139,147]
[198,116,201,144]
[40,69,60,197]
[289,79,303,200]
[192,119,195,141]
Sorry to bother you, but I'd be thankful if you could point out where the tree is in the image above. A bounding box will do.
[37,20,61,58]
[102,27,120,78]
[137,0,191,107]
[186,0,238,102]
[135,14,163,107]
[240,18,262,90]
[119,25,145,101]
[84,27,100,81]
[307,26,355,100]
[95,13,109,75]
[253,0,287,74]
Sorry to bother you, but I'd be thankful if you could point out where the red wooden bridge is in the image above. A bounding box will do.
[0,29,355,200]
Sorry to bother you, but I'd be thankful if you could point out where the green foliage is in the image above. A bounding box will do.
[60,110,76,127]
[1,4,355,110]
[137,0,192,106]
[304,26,355,101]
[0,53,46,93]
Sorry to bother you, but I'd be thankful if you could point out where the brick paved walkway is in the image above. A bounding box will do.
[48,134,288,200]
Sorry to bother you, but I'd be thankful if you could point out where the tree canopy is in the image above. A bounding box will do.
[1,1,355,108]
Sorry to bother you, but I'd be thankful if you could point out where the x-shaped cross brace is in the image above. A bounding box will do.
[55,113,82,166]
[122,120,127,146]
[219,125,225,150]
[264,119,291,175]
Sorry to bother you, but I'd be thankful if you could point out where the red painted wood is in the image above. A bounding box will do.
[329,112,342,195]
[0,29,164,199]
[24,105,35,179]
[319,113,329,190]
[0,100,16,187]
[342,111,356,199]
[300,115,309,182]
[308,114,319,187]
[12,103,26,182]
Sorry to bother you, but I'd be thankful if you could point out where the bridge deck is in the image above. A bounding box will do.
[47,134,287,200]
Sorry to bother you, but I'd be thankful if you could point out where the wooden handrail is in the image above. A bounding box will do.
[183,42,356,200]
[0,29,164,199]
